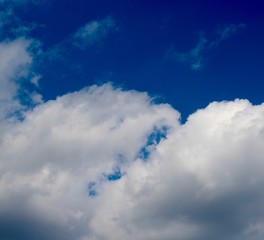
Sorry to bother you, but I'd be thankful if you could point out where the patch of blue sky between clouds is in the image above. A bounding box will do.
[169,23,246,70]
[87,125,170,198]
[106,167,122,181]
[137,125,169,161]
[87,126,170,198]
[87,181,97,197]
[87,156,126,197]
[87,170,123,197]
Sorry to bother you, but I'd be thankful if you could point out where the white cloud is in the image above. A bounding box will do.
[73,16,117,49]
[0,0,44,116]
[0,83,179,239]
[170,23,246,70]
[0,38,32,117]
[0,10,261,239]
[1,81,264,239]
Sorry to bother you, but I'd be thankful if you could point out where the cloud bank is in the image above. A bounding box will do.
[1,46,264,239]
[0,5,263,240]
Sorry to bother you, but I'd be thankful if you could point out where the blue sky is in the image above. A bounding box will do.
[1,1,264,240]
[2,0,263,119]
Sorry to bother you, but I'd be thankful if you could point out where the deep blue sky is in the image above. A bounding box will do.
[6,0,264,120]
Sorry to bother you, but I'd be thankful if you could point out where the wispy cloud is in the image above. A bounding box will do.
[38,16,118,67]
[169,23,246,70]
[73,16,117,49]
[0,2,42,40]
[210,23,247,47]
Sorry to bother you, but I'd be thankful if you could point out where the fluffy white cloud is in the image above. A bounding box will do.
[1,80,264,239]
[73,16,117,49]
[0,83,179,239]
[86,98,264,240]
[0,28,262,240]
[0,3,262,240]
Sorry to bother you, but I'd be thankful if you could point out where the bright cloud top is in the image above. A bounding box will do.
[1,37,264,239]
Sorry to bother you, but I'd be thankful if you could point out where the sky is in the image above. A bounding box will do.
[0,0,264,239]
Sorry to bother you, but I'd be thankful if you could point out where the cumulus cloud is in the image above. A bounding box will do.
[169,23,246,70]
[0,8,262,239]
[1,76,264,239]
[73,16,117,49]
[0,83,179,240]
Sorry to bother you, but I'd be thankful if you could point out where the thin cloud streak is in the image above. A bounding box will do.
[169,23,246,70]
[73,16,118,49]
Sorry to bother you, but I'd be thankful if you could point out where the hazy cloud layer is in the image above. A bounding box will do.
[169,24,246,70]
